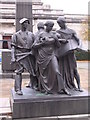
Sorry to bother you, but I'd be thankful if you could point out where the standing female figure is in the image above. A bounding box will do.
[32,21,70,95]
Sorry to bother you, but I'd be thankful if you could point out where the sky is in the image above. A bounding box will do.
[41,0,89,14]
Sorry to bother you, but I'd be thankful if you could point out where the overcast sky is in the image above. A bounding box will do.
[41,0,89,14]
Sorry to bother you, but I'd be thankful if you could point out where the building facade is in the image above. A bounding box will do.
[0,0,88,49]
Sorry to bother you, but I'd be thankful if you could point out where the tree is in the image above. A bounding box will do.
[80,22,88,41]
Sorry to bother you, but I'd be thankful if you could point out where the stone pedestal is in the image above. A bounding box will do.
[10,88,89,119]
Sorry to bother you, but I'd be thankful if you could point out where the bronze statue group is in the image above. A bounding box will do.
[11,17,83,95]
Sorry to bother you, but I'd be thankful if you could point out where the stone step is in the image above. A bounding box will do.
[0,98,12,117]
[0,72,30,79]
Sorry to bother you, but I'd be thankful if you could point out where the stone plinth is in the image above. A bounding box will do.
[10,88,89,119]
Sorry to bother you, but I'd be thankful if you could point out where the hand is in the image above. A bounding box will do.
[40,37,49,44]
[64,40,68,43]
[62,40,68,44]
[39,37,46,43]
[11,58,16,63]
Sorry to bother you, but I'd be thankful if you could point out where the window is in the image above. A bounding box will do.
[2,35,11,49]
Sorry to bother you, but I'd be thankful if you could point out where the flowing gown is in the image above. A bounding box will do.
[33,31,65,93]
[56,28,80,89]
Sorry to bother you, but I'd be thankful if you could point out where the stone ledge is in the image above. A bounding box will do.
[0,72,30,79]
[0,115,89,120]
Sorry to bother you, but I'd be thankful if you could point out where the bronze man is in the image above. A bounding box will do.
[11,18,37,95]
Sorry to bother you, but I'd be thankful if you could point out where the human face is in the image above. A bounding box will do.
[46,25,53,32]
[58,20,66,29]
[22,20,29,29]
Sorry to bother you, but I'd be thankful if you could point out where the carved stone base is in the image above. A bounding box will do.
[10,88,89,119]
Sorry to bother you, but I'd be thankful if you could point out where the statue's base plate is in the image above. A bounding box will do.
[10,88,89,119]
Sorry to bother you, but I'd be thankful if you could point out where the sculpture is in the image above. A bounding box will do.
[35,22,45,37]
[32,21,70,95]
[26,22,45,89]
[11,18,37,95]
[56,17,82,91]
[11,17,83,96]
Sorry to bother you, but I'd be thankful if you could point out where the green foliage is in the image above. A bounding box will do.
[88,27,90,41]
[75,50,90,61]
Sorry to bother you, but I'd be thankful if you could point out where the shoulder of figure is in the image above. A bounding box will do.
[51,31,61,38]
[27,31,33,35]
[17,30,21,34]
[27,31,35,37]
[67,28,76,34]
[56,29,61,34]
[38,31,45,36]
[12,31,20,42]
[13,30,21,37]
